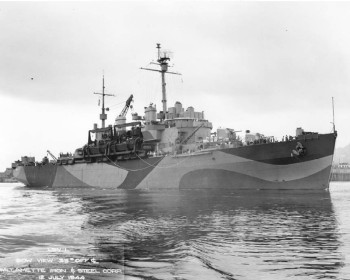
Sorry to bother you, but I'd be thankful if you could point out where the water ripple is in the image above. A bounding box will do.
[0,184,349,279]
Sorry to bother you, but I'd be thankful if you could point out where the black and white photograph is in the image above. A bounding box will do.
[0,1,350,279]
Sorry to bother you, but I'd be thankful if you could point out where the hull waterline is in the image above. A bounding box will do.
[14,133,336,190]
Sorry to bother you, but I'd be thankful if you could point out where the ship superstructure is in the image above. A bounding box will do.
[12,44,337,190]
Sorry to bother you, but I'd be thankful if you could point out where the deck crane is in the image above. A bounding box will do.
[181,123,205,144]
[114,94,134,125]
[46,150,57,162]
[118,94,134,118]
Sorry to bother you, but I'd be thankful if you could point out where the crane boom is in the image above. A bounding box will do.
[47,150,57,161]
[181,123,205,144]
[118,94,134,117]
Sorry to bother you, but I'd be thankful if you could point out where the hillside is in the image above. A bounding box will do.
[334,143,350,163]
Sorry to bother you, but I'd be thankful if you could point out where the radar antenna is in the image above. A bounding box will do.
[140,43,181,119]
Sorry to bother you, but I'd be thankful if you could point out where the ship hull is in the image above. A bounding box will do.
[13,133,336,190]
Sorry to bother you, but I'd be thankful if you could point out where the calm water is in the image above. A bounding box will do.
[0,182,350,280]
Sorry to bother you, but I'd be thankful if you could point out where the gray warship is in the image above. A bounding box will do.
[13,44,337,190]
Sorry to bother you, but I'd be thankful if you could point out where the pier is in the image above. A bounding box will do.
[331,163,350,181]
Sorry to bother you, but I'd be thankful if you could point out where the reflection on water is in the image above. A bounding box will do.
[0,183,349,280]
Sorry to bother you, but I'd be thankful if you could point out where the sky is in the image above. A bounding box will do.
[0,1,350,170]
